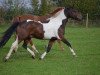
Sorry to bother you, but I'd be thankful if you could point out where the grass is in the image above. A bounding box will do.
[0,25,100,75]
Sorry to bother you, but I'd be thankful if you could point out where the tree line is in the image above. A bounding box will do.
[0,0,100,23]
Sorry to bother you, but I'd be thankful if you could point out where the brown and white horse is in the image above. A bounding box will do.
[12,8,65,52]
[0,7,82,61]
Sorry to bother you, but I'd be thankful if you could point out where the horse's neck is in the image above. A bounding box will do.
[53,9,68,29]
[50,9,66,21]
[37,15,50,21]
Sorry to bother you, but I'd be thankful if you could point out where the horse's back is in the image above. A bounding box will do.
[12,14,37,23]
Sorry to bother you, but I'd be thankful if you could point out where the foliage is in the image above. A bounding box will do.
[0,0,29,21]
[31,0,40,15]
[0,0,100,22]
[39,0,52,15]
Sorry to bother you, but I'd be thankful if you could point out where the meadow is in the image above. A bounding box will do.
[0,24,100,75]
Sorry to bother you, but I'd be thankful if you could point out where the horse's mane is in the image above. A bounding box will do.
[49,7,64,16]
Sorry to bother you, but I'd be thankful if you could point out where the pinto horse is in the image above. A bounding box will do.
[12,8,65,51]
[0,7,82,61]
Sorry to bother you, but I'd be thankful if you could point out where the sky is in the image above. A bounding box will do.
[0,0,2,6]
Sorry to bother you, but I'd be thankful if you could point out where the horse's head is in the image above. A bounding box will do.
[64,7,82,21]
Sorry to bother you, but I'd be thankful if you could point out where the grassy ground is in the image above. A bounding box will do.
[0,25,100,75]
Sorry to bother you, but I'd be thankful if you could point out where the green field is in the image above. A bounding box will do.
[0,25,100,75]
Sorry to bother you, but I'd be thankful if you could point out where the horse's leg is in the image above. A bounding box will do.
[22,40,35,58]
[4,36,19,61]
[61,38,77,57]
[29,39,39,53]
[13,34,18,53]
[40,38,56,59]
[57,40,64,51]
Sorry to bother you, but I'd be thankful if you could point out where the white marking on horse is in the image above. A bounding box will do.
[27,19,33,22]
[40,52,47,59]
[40,9,66,39]
[69,47,77,56]
[27,48,35,57]
[31,45,39,53]
[5,36,18,60]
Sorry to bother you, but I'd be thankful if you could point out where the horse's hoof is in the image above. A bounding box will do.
[13,50,17,53]
[39,57,44,60]
[73,55,78,58]
[4,59,7,62]
[3,58,8,62]
[31,56,35,59]
[39,57,41,60]
[13,51,15,53]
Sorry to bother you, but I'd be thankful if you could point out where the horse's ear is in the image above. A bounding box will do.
[65,6,70,9]
[69,5,74,9]
[65,5,74,9]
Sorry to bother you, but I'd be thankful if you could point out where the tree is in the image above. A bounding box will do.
[1,0,27,21]
[39,0,48,15]
[39,0,53,15]
[31,0,40,15]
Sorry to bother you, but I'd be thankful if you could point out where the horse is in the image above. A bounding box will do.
[12,8,65,52]
[0,7,82,61]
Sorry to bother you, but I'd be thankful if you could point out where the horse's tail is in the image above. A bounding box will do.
[0,22,19,48]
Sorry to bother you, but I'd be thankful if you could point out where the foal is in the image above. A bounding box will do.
[0,7,82,61]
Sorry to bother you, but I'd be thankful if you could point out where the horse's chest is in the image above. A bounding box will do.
[42,19,62,39]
